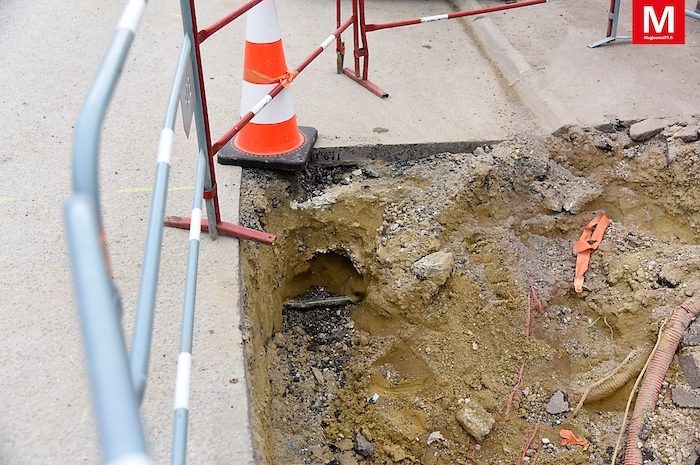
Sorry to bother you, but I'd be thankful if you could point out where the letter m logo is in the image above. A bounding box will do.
[633,0,685,44]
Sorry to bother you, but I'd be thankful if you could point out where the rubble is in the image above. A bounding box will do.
[546,390,569,415]
[455,401,495,440]
[629,118,669,142]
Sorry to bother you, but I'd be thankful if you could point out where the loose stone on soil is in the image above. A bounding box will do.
[546,390,569,414]
[678,347,700,388]
[671,386,700,408]
[411,251,454,284]
[311,367,325,385]
[629,118,668,142]
[684,319,700,347]
[354,432,374,457]
[337,438,354,451]
[677,125,700,143]
[337,453,359,465]
[384,444,409,462]
[455,402,495,440]
[427,431,445,445]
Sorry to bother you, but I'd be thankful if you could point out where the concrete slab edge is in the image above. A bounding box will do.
[227,165,258,465]
[448,0,578,133]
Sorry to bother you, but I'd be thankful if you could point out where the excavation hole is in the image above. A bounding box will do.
[240,127,700,465]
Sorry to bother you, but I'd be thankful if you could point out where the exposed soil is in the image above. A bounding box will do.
[239,117,700,465]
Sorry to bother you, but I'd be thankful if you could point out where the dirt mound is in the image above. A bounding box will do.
[239,117,700,465]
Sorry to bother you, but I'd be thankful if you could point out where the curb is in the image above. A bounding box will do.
[221,164,258,465]
[448,0,577,133]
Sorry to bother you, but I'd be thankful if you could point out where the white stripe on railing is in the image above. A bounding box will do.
[106,453,152,465]
[173,352,192,410]
[240,83,294,124]
[117,0,147,32]
[421,13,449,23]
[320,35,335,50]
[189,208,202,241]
[156,129,174,165]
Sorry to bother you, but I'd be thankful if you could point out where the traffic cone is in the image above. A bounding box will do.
[218,0,317,171]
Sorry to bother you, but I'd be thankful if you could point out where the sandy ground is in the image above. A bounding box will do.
[240,119,700,465]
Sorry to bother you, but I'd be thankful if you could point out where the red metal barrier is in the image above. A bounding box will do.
[166,0,359,239]
[336,0,547,97]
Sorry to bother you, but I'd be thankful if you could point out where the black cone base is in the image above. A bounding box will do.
[217,126,317,171]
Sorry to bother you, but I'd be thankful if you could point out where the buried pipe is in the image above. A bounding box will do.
[624,296,700,465]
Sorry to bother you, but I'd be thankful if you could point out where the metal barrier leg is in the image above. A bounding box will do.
[131,36,193,403]
[588,0,631,48]
[336,0,345,74]
[170,150,207,465]
[341,0,389,97]
[166,0,277,243]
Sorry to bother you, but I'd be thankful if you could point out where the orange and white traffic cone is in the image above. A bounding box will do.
[218,0,317,170]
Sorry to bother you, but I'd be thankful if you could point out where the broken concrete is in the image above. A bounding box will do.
[671,386,700,409]
[629,118,668,142]
[678,347,700,389]
[684,319,700,347]
[677,125,700,143]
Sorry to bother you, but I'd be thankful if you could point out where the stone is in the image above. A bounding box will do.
[311,367,325,385]
[671,385,700,408]
[309,444,325,460]
[384,444,409,462]
[337,439,354,451]
[412,251,454,285]
[546,390,569,415]
[684,319,700,347]
[678,125,700,143]
[337,453,359,465]
[354,432,374,457]
[455,401,495,440]
[629,118,668,142]
[678,347,700,388]
[427,431,445,445]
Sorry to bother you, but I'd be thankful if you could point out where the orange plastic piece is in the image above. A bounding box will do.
[559,429,589,450]
[245,69,299,88]
[573,213,611,293]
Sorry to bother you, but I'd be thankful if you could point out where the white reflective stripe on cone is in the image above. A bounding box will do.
[240,82,295,124]
[246,0,282,44]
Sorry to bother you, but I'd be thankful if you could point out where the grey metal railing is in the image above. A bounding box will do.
[65,0,222,463]
[66,0,358,462]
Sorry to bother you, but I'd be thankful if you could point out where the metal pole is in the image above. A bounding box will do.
[197,0,264,42]
[179,0,219,239]
[130,36,192,403]
[170,150,207,465]
[361,0,547,32]
[65,196,149,465]
[687,9,700,20]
